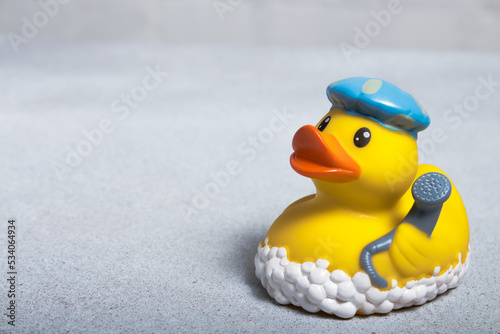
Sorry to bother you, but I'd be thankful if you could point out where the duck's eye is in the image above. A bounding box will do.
[317,116,331,132]
[354,127,371,148]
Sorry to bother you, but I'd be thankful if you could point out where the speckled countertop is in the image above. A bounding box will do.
[1,41,499,333]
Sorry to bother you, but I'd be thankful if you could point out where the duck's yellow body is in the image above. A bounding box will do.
[265,164,469,288]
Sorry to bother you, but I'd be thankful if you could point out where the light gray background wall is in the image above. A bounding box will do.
[0,0,499,50]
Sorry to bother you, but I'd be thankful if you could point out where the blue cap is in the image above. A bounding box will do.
[326,77,430,138]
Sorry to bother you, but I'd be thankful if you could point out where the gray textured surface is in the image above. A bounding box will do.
[1,40,500,332]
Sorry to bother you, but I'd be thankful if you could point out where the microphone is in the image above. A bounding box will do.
[359,172,452,288]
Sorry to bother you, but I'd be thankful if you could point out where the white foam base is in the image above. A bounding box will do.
[255,240,470,318]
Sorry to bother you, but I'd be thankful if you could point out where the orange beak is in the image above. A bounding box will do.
[290,125,361,182]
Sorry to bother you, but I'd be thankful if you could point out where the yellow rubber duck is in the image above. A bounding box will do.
[255,77,470,318]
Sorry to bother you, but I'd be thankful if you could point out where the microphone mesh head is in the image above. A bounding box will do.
[412,172,452,208]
